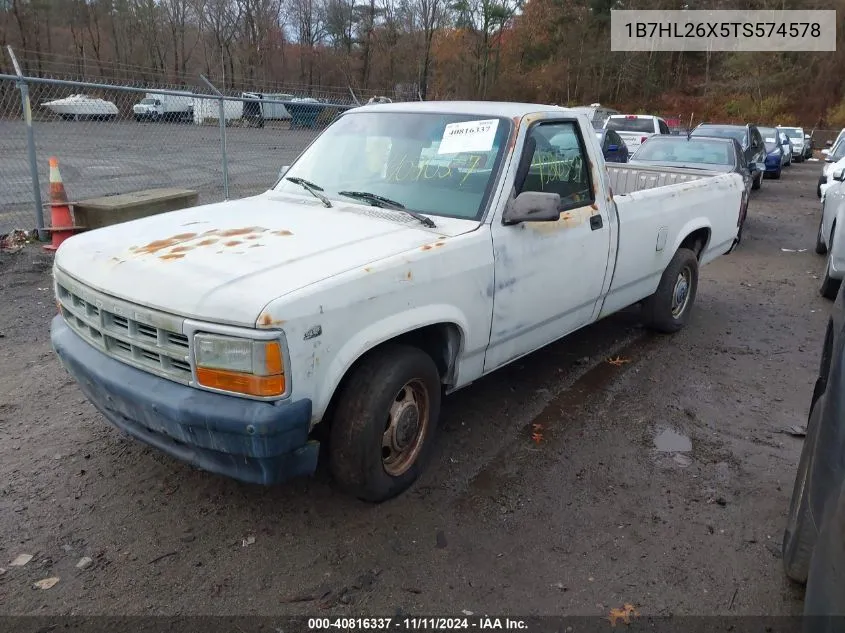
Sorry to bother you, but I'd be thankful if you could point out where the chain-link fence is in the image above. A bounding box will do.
[0,65,384,236]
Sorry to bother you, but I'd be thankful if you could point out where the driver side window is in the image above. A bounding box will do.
[519,121,594,209]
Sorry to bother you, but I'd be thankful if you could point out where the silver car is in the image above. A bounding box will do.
[777,126,813,162]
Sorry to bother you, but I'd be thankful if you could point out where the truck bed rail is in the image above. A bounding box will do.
[607,164,723,196]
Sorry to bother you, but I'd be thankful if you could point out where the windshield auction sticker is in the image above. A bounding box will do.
[438,119,499,155]
[610,9,836,51]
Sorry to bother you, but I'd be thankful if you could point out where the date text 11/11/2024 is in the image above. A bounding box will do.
[307,617,529,630]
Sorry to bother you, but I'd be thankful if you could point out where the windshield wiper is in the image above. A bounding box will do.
[286,176,332,208]
[338,191,436,228]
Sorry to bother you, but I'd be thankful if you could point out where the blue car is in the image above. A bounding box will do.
[595,129,629,163]
[759,125,785,179]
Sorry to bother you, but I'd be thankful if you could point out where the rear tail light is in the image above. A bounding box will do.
[641,136,648,144]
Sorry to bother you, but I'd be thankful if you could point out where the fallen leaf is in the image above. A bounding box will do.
[532,423,544,432]
[608,603,639,627]
[607,356,631,367]
[10,554,33,567]
[33,577,60,590]
[531,432,544,445]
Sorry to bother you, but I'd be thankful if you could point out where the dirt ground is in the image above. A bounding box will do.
[0,160,830,617]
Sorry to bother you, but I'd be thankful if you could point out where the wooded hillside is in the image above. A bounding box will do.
[2,0,845,126]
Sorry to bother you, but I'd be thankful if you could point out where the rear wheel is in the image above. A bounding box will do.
[816,217,828,255]
[329,343,441,502]
[783,393,825,583]
[642,247,699,333]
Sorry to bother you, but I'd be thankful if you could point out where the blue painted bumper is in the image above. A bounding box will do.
[765,154,782,172]
[50,315,319,485]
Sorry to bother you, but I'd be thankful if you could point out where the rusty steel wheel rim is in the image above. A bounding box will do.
[382,379,430,477]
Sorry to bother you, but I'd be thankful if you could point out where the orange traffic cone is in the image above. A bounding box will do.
[43,156,81,252]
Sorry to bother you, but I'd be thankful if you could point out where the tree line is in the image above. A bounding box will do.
[2,0,845,126]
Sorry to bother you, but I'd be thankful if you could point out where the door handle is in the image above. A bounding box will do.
[590,214,603,230]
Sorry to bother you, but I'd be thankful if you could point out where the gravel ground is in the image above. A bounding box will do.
[0,119,319,234]
[0,160,829,617]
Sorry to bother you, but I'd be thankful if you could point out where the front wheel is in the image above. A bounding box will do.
[329,343,441,502]
[752,172,762,190]
[772,168,782,180]
[642,247,699,333]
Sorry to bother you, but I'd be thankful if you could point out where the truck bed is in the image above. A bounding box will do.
[606,163,724,195]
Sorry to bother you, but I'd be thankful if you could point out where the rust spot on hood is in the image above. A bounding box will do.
[272,229,293,236]
[421,244,432,251]
[406,270,412,280]
[134,233,198,255]
[197,238,217,247]
[249,243,263,248]
[219,227,267,237]
[224,240,243,247]
[364,266,372,272]
[160,253,186,260]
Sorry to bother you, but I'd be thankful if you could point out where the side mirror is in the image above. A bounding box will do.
[278,165,290,180]
[822,148,831,156]
[805,134,812,140]
[834,168,845,182]
[826,140,834,148]
[608,144,619,151]
[502,191,562,225]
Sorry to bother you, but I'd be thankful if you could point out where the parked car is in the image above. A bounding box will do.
[628,134,756,244]
[819,138,845,198]
[690,123,768,191]
[603,114,671,154]
[825,128,845,152]
[595,128,630,163]
[569,103,619,130]
[49,102,745,501]
[782,281,845,619]
[778,131,794,167]
[777,125,813,161]
[758,126,787,179]
[814,163,845,299]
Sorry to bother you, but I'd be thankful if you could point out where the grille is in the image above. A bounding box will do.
[55,276,193,385]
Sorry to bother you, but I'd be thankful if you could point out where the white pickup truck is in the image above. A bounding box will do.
[50,101,744,502]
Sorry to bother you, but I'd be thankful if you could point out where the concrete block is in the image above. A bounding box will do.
[73,188,199,230]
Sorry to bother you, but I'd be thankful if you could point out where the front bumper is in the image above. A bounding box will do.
[51,315,319,485]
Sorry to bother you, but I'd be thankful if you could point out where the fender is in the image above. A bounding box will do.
[672,218,712,257]
[312,304,471,424]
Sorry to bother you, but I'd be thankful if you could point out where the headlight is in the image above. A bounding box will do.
[193,333,285,397]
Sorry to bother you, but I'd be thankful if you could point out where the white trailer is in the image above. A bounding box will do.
[192,96,243,125]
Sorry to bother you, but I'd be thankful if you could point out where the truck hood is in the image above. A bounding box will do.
[54,191,475,326]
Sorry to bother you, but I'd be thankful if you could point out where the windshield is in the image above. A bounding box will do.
[780,127,803,139]
[605,117,655,133]
[632,138,734,166]
[758,128,780,152]
[141,98,156,105]
[273,112,511,221]
[691,126,747,146]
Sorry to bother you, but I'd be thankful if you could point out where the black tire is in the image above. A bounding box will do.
[783,394,825,583]
[821,226,841,300]
[642,247,699,333]
[772,168,782,180]
[752,172,762,190]
[329,343,442,502]
[816,217,828,255]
